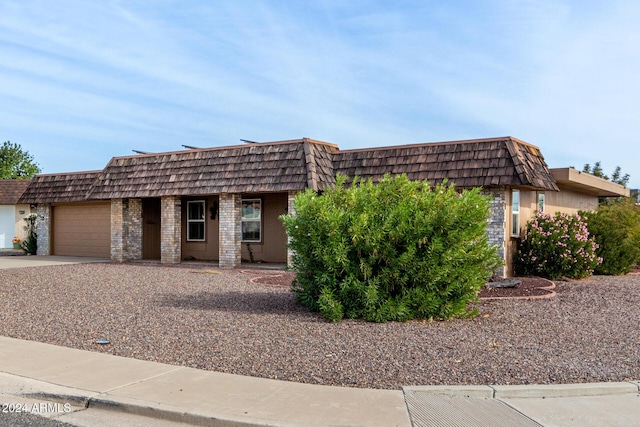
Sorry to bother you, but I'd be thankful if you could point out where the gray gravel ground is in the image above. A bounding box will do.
[0,263,638,390]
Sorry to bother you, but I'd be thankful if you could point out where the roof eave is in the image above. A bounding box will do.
[550,168,630,197]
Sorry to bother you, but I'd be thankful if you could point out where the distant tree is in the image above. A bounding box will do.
[582,162,630,187]
[0,141,41,179]
[610,166,630,187]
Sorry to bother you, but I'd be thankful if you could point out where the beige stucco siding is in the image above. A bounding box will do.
[181,196,220,261]
[0,204,34,248]
[545,188,598,214]
[240,193,288,263]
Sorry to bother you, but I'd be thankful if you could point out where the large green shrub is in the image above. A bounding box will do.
[581,199,640,275]
[514,211,600,280]
[20,214,37,255]
[280,174,501,323]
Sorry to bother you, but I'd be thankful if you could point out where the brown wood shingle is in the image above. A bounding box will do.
[18,172,102,203]
[19,136,558,204]
[333,137,558,191]
[87,139,339,199]
[0,179,32,204]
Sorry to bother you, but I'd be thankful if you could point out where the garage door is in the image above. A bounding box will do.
[0,205,14,248]
[52,203,110,257]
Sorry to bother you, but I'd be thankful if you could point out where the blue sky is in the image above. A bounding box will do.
[1,0,638,188]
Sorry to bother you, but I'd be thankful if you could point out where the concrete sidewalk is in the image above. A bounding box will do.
[0,255,109,269]
[0,336,638,426]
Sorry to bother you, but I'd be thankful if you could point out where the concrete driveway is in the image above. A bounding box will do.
[0,255,109,269]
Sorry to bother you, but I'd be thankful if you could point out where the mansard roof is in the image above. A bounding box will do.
[18,136,559,203]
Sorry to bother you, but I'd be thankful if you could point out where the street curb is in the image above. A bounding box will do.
[87,395,267,427]
[403,381,640,399]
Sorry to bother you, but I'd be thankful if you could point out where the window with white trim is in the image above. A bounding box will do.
[241,199,261,242]
[511,190,520,237]
[537,192,545,212]
[187,200,206,241]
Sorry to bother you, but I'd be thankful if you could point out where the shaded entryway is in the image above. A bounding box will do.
[142,198,161,260]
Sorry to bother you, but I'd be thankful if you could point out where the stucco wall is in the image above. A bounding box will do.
[545,188,598,214]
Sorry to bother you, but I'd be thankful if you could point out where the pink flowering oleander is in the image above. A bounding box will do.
[515,211,601,279]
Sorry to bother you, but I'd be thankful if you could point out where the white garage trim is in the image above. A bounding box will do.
[0,205,15,249]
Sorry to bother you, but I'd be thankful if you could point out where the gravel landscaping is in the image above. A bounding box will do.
[0,263,638,390]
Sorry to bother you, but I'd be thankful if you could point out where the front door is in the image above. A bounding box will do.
[142,198,161,260]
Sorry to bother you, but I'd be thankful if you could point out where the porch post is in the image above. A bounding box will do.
[126,198,143,260]
[111,198,125,262]
[486,190,507,278]
[219,193,241,268]
[36,204,51,256]
[286,191,297,267]
[161,196,181,264]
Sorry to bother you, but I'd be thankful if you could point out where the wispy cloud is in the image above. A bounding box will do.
[0,0,638,186]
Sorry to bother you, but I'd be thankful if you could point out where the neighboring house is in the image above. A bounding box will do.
[0,179,33,248]
[18,137,629,277]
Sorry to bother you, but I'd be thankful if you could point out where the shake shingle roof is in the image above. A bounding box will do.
[18,136,558,203]
[87,139,339,199]
[18,171,102,203]
[333,137,558,191]
[0,179,32,204]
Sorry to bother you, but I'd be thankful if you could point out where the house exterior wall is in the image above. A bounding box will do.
[287,191,297,266]
[0,204,32,248]
[181,195,219,261]
[36,204,51,256]
[545,188,598,214]
[239,193,288,263]
[14,204,32,245]
[219,193,242,268]
[126,198,143,260]
[111,199,125,261]
[484,190,506,278]
[504,187,539,277]
[161,196,181,264]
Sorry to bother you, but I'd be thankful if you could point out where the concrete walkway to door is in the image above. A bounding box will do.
[0,254,109,269]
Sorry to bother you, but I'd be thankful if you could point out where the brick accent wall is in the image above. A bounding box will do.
[219,193,241,268]
[161,196,181,264]
[36,204,51,256]
[126,198,142,260]
[111,199,125,262]
[485,190,506,278]
[111,198,143,262]
[286,191,297,266]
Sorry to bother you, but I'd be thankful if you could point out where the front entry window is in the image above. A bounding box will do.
[511,190,520,237]
[187,200,205,241]
[241,199,261,242]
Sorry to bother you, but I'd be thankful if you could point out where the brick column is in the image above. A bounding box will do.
[161,196,181,264]
[485,190,506,278]
[36,204,51,256]
[219,193,241,268]
[126,198,143,260]
[111,198,125,262]
[286,191,297,267]
[112,198,143,262]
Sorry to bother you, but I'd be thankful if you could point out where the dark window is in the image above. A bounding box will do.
[241,199,261,242]
[187,200,205,241]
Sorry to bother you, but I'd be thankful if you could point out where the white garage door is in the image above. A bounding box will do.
[52,203,111,257]
[0,205,15,249]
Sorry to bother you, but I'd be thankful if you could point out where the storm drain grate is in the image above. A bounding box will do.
[404,391,544,427]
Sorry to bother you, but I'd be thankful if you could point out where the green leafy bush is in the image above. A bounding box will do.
[20,214,37,255]
[581,199,640,275]
[280,174,501,323]
[514,211,600,280]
